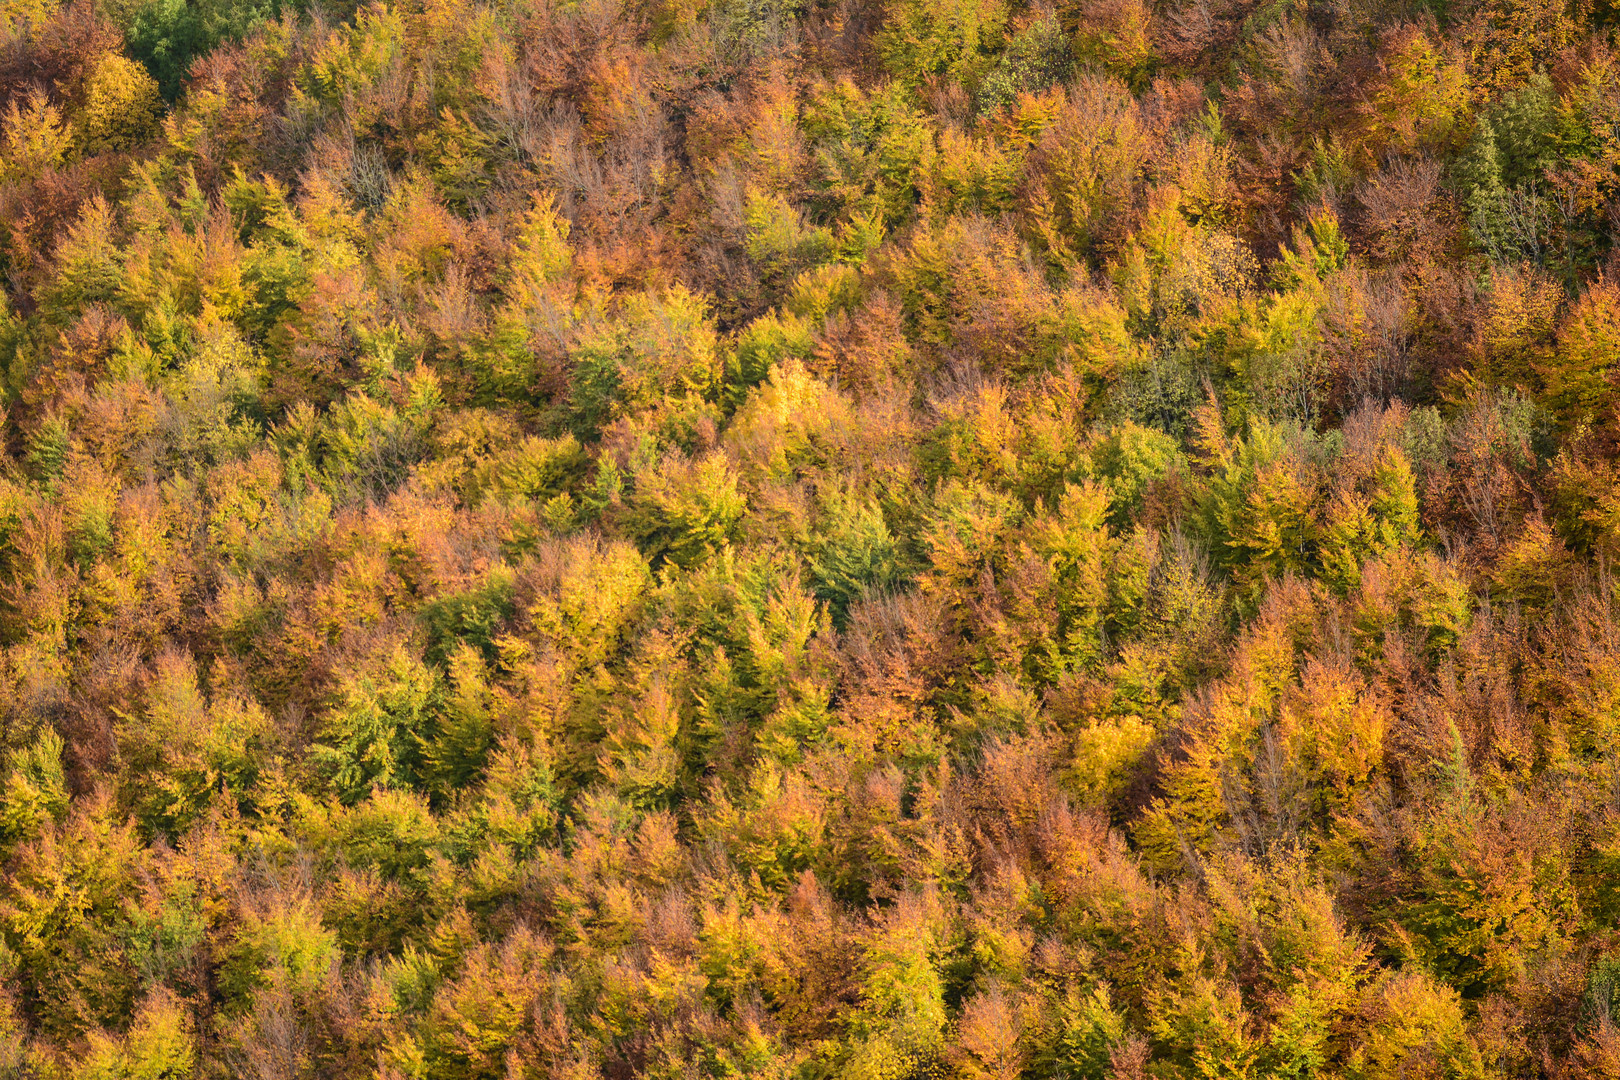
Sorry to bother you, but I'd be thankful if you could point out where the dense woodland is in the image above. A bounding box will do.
[13,0,1620,1073]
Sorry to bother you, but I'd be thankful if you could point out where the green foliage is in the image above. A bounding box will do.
[568,287,721,436]
[1037,984,1130,1079]
[1090,420,1186,527]
[0,795,145,1038]
[878,0,1007,89]
[0,729,68,853]
[803,80,933,222]
[808,490,909,623]
[314,644,442,804]
[622,452,747,569]
[125,0,283,99]
[116,652,272,838]
[976,8,1071,114]
[300,1,404,105]
[218,893,340,1007]
[744,189,835,281]
[728,310,815,403]
[419,567,517,665]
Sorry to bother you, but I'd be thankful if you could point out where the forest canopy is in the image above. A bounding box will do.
[6,0,1620,1074]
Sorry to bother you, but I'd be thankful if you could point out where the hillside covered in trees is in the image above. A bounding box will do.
[12,0,1620,1073]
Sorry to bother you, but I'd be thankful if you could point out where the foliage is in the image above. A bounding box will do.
[4,0,1620,1074]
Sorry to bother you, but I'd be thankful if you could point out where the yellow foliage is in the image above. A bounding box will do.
[1347,970,1485,1080]
[0,88,72,182]
[1163,133,1240,228]
[1279,656,1388,814]
[0,0,53,32]
[74,989,195,1080]
[77,54,163,155]
[1071,0,1154,87]
[1472,265,1562,392]
[1365,30,1469,157]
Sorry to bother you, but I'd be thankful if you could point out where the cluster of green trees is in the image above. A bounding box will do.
[8,0,1620,1073]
